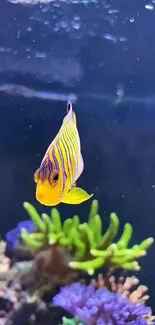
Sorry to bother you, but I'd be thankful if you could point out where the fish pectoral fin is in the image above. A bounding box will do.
[61,187,94,204]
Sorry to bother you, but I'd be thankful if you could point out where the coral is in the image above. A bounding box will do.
[21,200,154,275]
[2,200,155,325]
[61,317,83,325]
[7,261,34,285]
[0,240,23,325]
[53,283,154,325]
[0,241,10,275]
[0,240,12,315]
[0,290,55,325]
[0,287,70,325]
[4,293,48,325]
[0,282,22,308]
[68,273,154,325]
[18,245,79,293]
[92,273,150,304]
[12,239,35,261]
[5,221,36,253]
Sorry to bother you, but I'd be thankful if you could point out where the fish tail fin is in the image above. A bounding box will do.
[61,187,94,204]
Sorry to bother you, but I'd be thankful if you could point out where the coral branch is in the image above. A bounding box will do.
[20,200,154,275]
[92,273,150,305]
[53,283,154,325]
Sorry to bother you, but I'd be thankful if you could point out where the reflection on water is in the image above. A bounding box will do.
[2,82,155,110]
[0,83,77,102]
[0,0,155,96]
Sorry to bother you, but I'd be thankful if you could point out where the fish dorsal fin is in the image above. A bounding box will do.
[63,101,77,125]
[67,101,72,113]
[74,154,84,182]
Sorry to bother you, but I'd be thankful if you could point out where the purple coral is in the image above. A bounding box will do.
[53,283,153,325]
[5,220,36,252]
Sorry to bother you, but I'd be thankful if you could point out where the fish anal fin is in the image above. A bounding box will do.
[61,187,94,205]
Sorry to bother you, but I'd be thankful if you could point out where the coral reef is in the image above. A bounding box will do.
[21,200,153,275]
[2,200,155,325]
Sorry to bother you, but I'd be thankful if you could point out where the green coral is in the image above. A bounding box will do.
[21,200,154,275]
[61,317,83,325]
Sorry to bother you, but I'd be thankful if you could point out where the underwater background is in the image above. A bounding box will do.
[0,0,155,323]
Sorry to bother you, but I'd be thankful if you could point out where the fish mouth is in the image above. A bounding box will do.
[36,192,46,205]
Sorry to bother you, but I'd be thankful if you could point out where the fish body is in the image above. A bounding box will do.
[34,102,93,206]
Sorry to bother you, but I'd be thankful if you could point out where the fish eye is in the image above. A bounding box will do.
[52,172,59,182]
[49,169,59,185]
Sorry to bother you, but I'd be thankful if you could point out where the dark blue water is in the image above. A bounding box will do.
[0,0,155,313]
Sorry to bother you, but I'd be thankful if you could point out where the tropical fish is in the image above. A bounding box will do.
[34,102,93,206]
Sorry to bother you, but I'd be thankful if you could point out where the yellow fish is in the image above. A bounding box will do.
[34,102,93,206]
